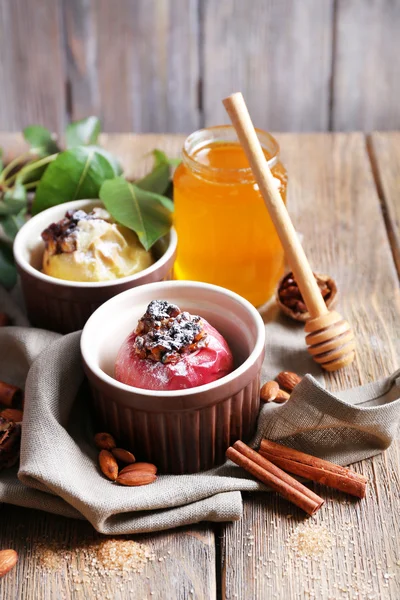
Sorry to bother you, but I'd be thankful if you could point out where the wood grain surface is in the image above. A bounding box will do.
[0,132,399,599]
[332,0,400,131]
[203,0,334,132]
[369,132,400,277]
[0,506,216,600]
[64,0,201,133]
[0,0,65,131]
[2,0,400,132]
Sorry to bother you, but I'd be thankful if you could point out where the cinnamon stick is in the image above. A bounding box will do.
[0,381,24,409]
[259,439,367,498]
[227,440,324,515]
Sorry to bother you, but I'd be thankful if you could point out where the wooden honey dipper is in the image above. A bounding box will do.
[223,92,355,371]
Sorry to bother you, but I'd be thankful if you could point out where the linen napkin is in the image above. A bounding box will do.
[0,291,399,534]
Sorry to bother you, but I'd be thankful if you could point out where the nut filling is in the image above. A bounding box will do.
[41,208,108,256]
[134,300,209,364]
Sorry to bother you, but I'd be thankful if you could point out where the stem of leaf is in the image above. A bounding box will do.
[23,180,41,190]
[4,153,57,186]
[0,151,33,183]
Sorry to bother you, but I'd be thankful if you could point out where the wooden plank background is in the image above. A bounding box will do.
[0,0,400,133]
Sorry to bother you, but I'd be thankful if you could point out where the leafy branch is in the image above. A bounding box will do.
[0,115,179,289]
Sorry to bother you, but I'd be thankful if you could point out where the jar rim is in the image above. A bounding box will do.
[182,125,279,181]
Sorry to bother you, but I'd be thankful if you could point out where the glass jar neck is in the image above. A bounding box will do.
[182,125,280,184]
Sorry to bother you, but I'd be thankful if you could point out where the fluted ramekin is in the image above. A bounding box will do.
[81,280,265,474]
[13,199,177,333]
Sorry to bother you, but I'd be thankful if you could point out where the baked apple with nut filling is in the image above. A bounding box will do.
[41,208,153,282]
[115,300,234,391]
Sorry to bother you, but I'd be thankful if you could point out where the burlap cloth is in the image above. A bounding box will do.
[0,286,399,534]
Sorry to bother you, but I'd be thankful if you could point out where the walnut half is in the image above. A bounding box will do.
[276,271,338,322]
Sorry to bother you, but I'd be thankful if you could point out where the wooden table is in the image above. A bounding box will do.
[0,132,399,600]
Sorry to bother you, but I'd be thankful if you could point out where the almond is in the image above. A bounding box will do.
[94,432,116,450]
[98,450,118,481]
[275,389,290,403]
[0,549,18,578]
[111,448,136,464]
[116,471,156,487]
[119,462,157,475]
[260,381,280,403]
[275,371,302,392]
[1,409,23,423]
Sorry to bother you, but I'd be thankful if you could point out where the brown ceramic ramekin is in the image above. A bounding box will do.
[81,280,266,474]
[13,199,177,334]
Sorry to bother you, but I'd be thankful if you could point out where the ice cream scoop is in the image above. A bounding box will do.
[115,300,234,391]
[41,208,153,282]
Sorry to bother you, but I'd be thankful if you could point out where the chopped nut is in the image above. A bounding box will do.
[134,301,208,364]
[277,272,337,322]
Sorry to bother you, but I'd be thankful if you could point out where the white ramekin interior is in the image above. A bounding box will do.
[13,199,177,288]
[81,280,266,397]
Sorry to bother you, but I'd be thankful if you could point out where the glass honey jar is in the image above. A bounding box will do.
[173,126,288,306]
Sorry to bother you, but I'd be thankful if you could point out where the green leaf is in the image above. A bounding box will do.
[5,181,26,202]
[16,162,48,185]
[0,149,3,172]
[167,157,181,168]
[32,147,116,215]
[153,149,169,166]
[23,125,60,157]
[1,210,26,240]
[0,240,17,289]
[152,149,180,169]
[136,149,172,196]
[0,182,27,216]
[91,146,123,176]
[99,177,173,251]
[15,154,57,186]
[66,116,101,148]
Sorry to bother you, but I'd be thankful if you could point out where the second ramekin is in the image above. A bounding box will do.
[13,199,177,333]
[81,280,266,474]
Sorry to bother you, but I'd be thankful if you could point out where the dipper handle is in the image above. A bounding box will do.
[223,92,327,319]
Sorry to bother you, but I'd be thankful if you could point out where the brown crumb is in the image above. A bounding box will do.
[94,539,155,573]
[35,538,156,576]
[287,522,333,559]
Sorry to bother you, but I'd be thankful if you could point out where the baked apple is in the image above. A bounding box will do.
[41,208,153,282]
[115,300,234,391]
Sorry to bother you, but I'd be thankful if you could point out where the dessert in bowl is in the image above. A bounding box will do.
[115,299,234,391]
[13,199,177,333]
[81,281,265,474]
[41,206,154,283]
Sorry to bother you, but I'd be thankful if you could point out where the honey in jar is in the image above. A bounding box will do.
[173,126,287,306]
